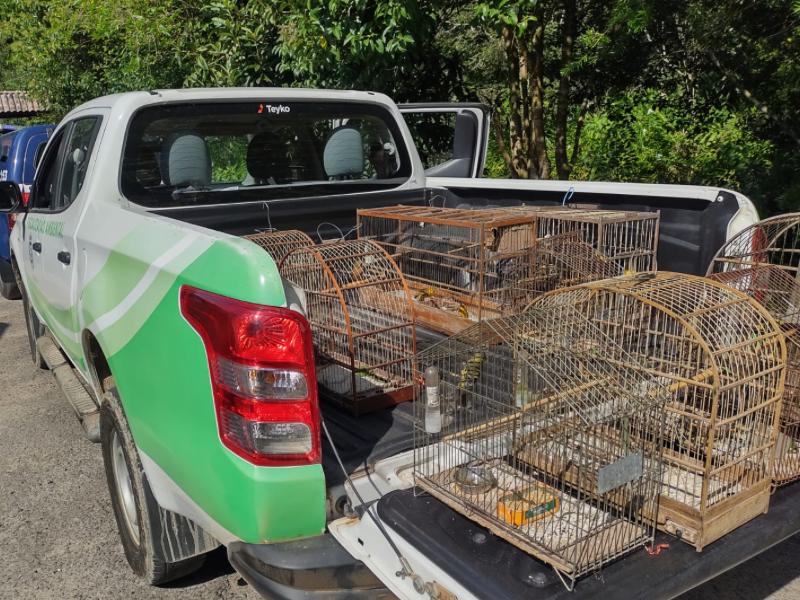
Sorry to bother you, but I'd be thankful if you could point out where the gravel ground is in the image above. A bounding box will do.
[1,293,800,600]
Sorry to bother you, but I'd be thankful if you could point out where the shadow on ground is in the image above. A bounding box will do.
[163,547,245,590]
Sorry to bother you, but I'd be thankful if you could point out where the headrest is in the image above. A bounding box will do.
[324,127,363,178]
[246,132,293,183]
[164,133,210,187]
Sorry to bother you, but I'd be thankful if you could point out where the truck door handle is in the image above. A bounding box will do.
[57,251,71,265]
[31,242,42,253]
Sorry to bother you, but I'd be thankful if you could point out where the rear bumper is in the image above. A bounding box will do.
[228,534,393,600]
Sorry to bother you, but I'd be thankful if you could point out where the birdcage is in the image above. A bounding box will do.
[707,213,800,485]
[244,229,315,265]
[513,206,660,275]
[357,205,541,334]
[527,230,620,294]
[413,305,669,590]
[531,272,786,550]
[279,239,416,415]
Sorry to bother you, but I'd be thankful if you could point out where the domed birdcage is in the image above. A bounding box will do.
[279,239,416,415]
[531,272,787,550]
[244,229,315,265]
[414,302,670,590]
[707,213,800,485]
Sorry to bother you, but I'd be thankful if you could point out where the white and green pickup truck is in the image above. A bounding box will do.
[1,88,795,600]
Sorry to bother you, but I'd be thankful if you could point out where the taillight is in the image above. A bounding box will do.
[7,191,28,231]
[180,285,320,466]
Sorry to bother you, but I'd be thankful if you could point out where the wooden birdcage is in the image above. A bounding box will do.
[513,206,660,275]
[279,239,416,415]
[531,272,787,550]
[357,205,541,334]
[413,304,668,590]
[244,229,315,265]
[707,213,800,485]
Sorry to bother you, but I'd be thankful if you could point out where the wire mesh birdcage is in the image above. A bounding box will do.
[244,229,315,265]
[707,213,800,485]
[512,205,660,276]
[279,239,416,415]
[357,205,541,334]
[531,272,786,550]
[413,304,669,590]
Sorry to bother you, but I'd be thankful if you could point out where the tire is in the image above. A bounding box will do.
[20,280,47,369]
[100,379,206,585]
[0,279,20,300]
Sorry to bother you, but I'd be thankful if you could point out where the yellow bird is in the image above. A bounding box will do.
[457,304,470,319]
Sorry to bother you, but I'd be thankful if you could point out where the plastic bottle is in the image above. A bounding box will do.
[424,366,441,434]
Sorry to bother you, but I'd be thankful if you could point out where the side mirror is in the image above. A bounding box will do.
[0,182,24,212]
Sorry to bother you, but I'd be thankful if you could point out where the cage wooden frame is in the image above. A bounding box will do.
[357,205,542,334]
[532,272,787,550]
[413,304,669,590]
[707,213,800,485]
[512,205,660,277]
[278,239,417,415]
[244,229,315,265]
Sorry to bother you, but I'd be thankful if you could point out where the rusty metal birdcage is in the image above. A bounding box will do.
[513,205,660,276]
[531,272,786,550]
[413,304,669,590]
[357,205,541,334]
[707,213,800,485]
[278,239,416,415]
[244,229,315,265]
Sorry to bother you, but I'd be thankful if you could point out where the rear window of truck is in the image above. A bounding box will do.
[120,101,413,207]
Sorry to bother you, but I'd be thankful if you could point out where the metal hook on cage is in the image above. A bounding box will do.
[256,201,276,233]
[561,186,575,206]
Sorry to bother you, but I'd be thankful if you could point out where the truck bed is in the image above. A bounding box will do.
[377,483,800,600]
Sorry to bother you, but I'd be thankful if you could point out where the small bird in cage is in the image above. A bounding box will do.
[458,352,485,395]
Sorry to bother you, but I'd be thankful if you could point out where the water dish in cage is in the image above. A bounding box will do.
[707,213,800,486]
[453,462,497,495]
[531,271,787,550]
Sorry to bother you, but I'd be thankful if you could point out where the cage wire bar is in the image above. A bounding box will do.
[706,214,800,485]
[531,272,786,550]
[244,229,315,265]
[279,239,416,415]
[512,205,660,277]
[413,304,669,590]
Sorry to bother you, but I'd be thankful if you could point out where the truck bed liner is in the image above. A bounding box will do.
[377,484,800,600]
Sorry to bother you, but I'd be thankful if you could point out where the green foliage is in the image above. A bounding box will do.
[572,90,773,194]
[0,0,798,214]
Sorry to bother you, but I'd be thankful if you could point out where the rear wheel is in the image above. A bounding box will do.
[20,279,46,369]
[100,379,206,584]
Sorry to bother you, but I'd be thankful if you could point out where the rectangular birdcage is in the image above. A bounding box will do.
[512,206,660,277]
[532,272,786,550]
[413,304,668,590]
[357,205,542,334]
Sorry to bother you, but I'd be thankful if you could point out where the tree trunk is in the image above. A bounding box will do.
[555,0,576,180]
[529,9,550,179]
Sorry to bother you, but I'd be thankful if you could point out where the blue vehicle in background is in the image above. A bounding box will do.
[0,124,54,299]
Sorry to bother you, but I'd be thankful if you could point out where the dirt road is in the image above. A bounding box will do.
[1,293,799,599]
